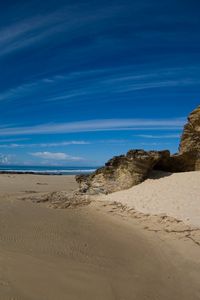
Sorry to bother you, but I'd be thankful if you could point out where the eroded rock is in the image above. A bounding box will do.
[155,151,200,172]
[179,105,200,154]
[178,105,200,170]
[155,105,200,172]
[76,150,170,194]
[76,105,200,195]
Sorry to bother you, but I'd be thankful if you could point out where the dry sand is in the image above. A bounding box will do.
[0,173,200,299]
[100,170,200,227]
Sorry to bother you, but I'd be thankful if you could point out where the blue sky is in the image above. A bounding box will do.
[0,0,200,166]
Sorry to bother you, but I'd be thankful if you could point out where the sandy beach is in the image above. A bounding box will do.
[0,173,199,299]
[100,170,200,227]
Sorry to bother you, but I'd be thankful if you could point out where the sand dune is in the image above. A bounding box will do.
[100,171,200,227]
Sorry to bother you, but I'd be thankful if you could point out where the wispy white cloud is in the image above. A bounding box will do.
[0,138,30,143]
[135,134,181,139]
[0,15,58,57]
[1,66,200,104]
[0,4,124,58]
[98,139,129,144]
[0,153,10,164]
[31,151,83,161]
[0,140,90,148]
[0,71,93,102]
[0,144,22,149]
[116,80,200,93]
[0,154,8,164]
[35,140,90,146]
[0,118,185,136]
[140,142,171,146]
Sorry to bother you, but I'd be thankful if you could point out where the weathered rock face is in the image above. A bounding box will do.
[179,105,200,154]
[155,105,200,172]
[154,151,200,172]
[177,105,200,171]
[76,150,170,194]
[76,105,200,196]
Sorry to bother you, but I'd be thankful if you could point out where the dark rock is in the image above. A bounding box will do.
[154,152,200,172]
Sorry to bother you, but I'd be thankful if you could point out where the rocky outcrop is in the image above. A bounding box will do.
[76,105,200,196]
[179,105,200,154]
[154,151,200,172]
[153,105,200,172]
[177,105,200,171]
[76,150,170,194]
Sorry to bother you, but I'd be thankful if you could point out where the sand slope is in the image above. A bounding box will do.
[101,171,200,227]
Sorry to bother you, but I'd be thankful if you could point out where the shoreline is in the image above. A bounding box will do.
[0,169,95,176]
[0,171,63,175]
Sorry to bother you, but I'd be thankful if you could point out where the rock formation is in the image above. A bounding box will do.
[76,105,200,195]
[76,150,170,194]
[156,105,200,172]
[154,151,200,172]
[179,105,200,154]
[178,105,200,170]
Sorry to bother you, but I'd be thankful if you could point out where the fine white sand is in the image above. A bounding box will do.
[100,171,200,227]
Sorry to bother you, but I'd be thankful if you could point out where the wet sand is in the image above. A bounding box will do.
[0,174,200,300]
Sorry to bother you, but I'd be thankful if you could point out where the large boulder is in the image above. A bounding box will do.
[76,150,170,194]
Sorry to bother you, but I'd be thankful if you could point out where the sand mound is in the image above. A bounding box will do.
[100,171,200,227]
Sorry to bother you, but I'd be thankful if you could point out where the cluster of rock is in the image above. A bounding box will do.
[76,105,200,195]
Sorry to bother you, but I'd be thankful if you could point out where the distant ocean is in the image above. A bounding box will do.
[0,166,98,175]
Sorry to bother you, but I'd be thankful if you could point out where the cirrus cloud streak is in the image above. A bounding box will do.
[0,118,185,136]
[31,151,83,161]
